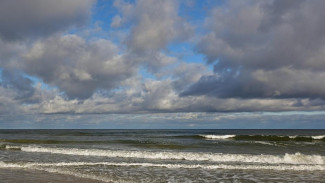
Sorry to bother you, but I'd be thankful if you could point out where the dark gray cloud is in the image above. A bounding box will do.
[197,0,325,70]
[0,0,99,100]
[181,68,325,99]
[0,0,94,40]
[171,62,211,92]
[0,38,27,70]
[184,0,325,99]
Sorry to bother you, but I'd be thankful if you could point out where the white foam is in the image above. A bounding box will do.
[20,146,325,165]
[200,135,236,139]
[252,141,276,146]
[1,161,324,171]
[201,135,325,140]
[4,145,21,150]
[289,135,325,140]
[1,160,324,183]
[312,135,325,140]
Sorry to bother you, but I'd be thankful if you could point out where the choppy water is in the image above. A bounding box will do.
[0,129,325,182]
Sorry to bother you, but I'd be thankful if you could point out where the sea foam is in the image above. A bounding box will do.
[20,146,325,165]
[1,161,324,171]
[200,135,236,139]
[200,134,325,141]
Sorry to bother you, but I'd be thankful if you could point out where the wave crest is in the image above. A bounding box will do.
[199,135,325,142]
[19,146,325,165]
[1,161,324,171]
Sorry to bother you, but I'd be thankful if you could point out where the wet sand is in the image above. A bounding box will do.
[0,168,104,183]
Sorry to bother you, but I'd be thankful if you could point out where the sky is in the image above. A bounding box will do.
[1,0,325,129]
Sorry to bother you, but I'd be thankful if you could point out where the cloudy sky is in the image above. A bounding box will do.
[1,0,325,129]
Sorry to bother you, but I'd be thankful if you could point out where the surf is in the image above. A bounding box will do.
[17,146,325,165]
[199,134,325,142]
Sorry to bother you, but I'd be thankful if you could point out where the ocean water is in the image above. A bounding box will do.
[0,129,325,182]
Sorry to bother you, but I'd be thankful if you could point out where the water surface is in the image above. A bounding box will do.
[1,129,324,182]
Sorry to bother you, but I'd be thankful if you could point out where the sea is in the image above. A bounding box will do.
[0,129,324,182]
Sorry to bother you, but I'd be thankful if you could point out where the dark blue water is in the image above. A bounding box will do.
[0,129,325,182]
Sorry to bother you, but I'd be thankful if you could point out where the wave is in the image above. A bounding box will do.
[1,161,325,171]
[313,135,325,140]
[17,146,325,165]
[200,135,236,139]
[2,144,21,150]
[199,135,325,142]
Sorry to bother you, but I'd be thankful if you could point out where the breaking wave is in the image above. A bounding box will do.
[1,161,324,171]
[14,146,325,165]
[199,135,325,142]
[200,135,236,139]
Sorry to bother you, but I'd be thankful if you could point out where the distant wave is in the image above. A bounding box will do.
[2,135,324,145]
[199,135,325,142]
[311,135,325,140]
[10,146,324,165]
[0,144,21,150]
[200,135,236,139]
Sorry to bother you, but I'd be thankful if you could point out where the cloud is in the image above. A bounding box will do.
[0,0,94,41]
[2,0,325,117]
[1,69,35,102]
[0,86,22,114]
[111,15,123,28]
[128,0,192,53]
[171,62,212,92]
[0,0,192,102]
[0,38,28,70]
[22,34,135,99]
[115,0,192,53]
[0,0,97,101]
[4,67,324,115]
[182,68,325,99]
[183,0,325,99]
[113,0,193,72]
